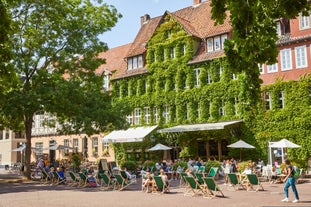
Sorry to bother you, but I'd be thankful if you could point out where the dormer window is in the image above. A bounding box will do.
[300,12,311,29]
[207,33,228,52]
[127,55,143,70]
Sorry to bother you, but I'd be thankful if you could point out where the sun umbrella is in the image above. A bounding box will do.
[269,138,300,148]
[147,143,172,151]
[227,140,255,160]
[269,138,300,164]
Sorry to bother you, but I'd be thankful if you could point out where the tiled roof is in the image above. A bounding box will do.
[95,43,131,75]
[125,16,162,58]
[172,1,231,38]
[105,0,233,80]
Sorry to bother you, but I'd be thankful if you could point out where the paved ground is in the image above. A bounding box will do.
[1,169,311,207]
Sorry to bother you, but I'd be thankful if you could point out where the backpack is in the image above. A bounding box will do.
[293,169,299,179]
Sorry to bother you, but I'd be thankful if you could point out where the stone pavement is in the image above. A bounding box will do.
[1,169,311,207]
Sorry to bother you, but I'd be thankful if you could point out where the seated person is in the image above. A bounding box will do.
[124,167,136,181]
[160,169,169,186]
[142,172,154,193]
[57,167,66,183]
[242,166,252,175]
[270,164,278,184]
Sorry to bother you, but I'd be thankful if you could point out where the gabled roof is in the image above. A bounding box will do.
[95,43,131,75]
[125,16,162,58]
[101,1,232,80]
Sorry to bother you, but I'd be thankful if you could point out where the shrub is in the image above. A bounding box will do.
[142,160,155,170]
[172,161,188,171]
[120,161,137,171]
[205,160,221,173]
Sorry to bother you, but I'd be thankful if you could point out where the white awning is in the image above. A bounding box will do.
[101,125,158,143]
[157,120,242,133]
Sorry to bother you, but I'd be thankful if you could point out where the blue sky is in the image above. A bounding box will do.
[100,0,191,48]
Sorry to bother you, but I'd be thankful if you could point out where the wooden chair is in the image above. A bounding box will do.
[40,169,51,185]
[227,173,246,190]
[246,174,264,191]
[78,172,89,187]
[98,171,114,190]
[184,176,205,197]
[195,173,205,185]
[206,167,218,178]
[203,177,224,198]
[114,173,131,191]
[52,171,66,185]
[68,171,80,186]
[152,176,169,194]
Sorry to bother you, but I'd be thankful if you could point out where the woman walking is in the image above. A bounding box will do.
[281,158,299,203]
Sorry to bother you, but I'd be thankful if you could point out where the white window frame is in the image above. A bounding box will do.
[265,92,271,111]
[276,21,282,36]
[300,13,311,29]
[73,139,78,153]
[207,73,212,84]
[133,56,138,69]
[163,106,169,124]
[92,137,98,154]
[280,48,292,71]
[64,139,69,155]
[295,45,307,68]
[126,114,133,125]
[194,68,200,87]
[153,107,159,124]
[278,91,285,109]
[144,107,150,124]
[134,108,141,125]
[138,55,143,68]
[214,36,221,51]
[221,34,227,49]
[127,58,133,70]
[103,75,109,90]
[182,44,186,55]
[207,38,213,52]
[170,47,175,59]
[267,63,278,73]
[258,64,264,74]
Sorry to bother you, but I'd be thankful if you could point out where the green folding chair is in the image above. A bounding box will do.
[184,176,205,197]
[203,177,224,198]
[227,173,246,190]
[152,176,169,194]
[246,174,264,191]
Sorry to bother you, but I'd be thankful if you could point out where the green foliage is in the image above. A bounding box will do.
[120,161,137,171]
[237,161,251,173]
[172,161,188,171]
[142,160,155,170]
[71,153,82,173]
[205,160,221,173]
[0,0,124,179]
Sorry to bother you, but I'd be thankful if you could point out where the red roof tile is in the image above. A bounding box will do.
[95,43,131,75]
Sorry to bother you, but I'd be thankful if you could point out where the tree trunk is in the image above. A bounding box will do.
[23,116,33,180]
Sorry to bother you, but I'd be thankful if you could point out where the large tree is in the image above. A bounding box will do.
[0,0,130,179]
[210,0,310,118]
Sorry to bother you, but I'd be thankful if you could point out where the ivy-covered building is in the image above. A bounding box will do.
[98,0,311,166]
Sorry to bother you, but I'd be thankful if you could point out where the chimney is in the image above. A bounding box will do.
[140,14,150,26]
[193,0,202,5]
